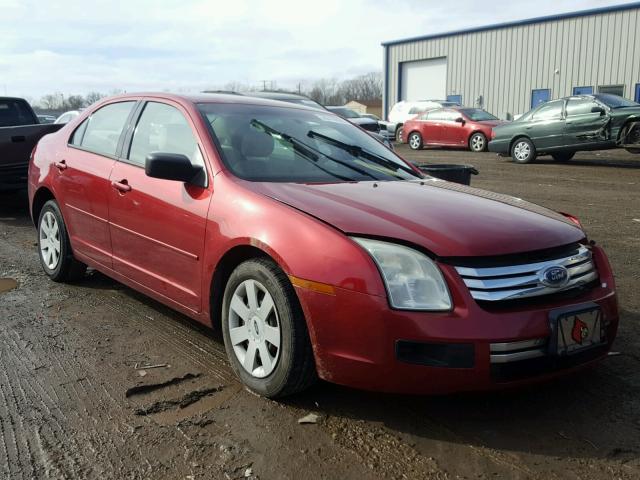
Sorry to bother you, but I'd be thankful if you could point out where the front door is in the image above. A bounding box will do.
[564,98,611,148]
[439,109,467,146]
[59,100,137,268]
[108,100,212,313]
[525,99,566,150]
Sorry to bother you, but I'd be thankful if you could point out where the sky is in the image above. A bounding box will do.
[0,0,633,101]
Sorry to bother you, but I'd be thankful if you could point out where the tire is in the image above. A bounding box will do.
[551,151,575,162]
[37,200,87,282]
[408,132,423,150]
[511,137,537,164]
[395,125,404,143]
[625,148,640,154]
[221,258,316,398]
[469,132,487,152]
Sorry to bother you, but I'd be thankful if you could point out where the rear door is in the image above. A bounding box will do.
[564,98,611,148]
[524,100,566,150]
[60,100,137,268]
[108,100,212,313]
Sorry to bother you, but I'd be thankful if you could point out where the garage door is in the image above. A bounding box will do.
[400,58,447,102]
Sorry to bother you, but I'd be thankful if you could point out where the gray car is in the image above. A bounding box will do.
[489,94,640,163]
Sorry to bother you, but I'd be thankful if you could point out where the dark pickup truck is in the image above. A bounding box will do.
[1,97,63,190]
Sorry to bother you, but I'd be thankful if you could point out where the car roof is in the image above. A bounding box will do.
[92,92,321,111]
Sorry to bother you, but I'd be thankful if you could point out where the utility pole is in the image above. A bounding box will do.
[261,80,268,91]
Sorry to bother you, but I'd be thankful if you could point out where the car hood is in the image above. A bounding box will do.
[249,179,584,257]
[349,117,378,125]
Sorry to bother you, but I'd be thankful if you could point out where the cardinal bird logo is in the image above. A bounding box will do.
[571,317,590,344]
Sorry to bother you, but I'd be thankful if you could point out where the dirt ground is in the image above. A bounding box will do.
[1,146,639,480]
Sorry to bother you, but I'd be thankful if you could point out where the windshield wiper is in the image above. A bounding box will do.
[250,119,377,181]
[307,130,418,178]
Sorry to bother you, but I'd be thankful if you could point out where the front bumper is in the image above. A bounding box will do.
[488,139,510,155]
[294,246,618,394]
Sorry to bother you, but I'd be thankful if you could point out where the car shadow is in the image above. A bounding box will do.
[281,308,640,464]
[0,189,32,226]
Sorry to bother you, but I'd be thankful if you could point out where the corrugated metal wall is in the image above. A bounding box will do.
[384,6,640,119]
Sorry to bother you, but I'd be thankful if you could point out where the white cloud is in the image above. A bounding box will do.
[0,0,627,99]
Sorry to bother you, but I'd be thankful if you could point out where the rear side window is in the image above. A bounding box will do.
[0,99,36,127]
[532,100,563,121]
[128,102,203,169]
[77,102,135,157]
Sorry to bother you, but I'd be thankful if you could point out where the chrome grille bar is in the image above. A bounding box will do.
[454,245,598,302]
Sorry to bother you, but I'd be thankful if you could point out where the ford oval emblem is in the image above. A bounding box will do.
[539,265,569,288]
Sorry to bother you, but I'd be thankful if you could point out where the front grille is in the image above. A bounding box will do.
[454,244,598,302]
[361,123,380,132]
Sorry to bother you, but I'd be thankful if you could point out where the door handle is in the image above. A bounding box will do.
[112,180,131,193]
[54,160,68,171]
[11,135,26,143]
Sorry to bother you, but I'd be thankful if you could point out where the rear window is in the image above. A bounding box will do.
[0,99,37,127]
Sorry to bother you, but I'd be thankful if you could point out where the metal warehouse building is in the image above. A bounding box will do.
[382,2,640,119]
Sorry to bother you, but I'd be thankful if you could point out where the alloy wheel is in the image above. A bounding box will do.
[471,134,485,151]
[39,211,61,270]
[514,141,530,161]
[409,133,421,149]
[228,279,281,378]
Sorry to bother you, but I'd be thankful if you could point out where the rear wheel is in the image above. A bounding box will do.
[469,132,487,152]
[221,258,316,398]
[551,151,575,162]
[511,138,536,164]
[408,132,423,150]
[37,200,86,282]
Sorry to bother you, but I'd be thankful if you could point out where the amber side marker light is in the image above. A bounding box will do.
[559,212,583,229]
[289,275,336,296]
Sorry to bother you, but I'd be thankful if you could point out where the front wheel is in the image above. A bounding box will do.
[37,200,86,282]
[221,258,316,398]
[395,125,404,143]
[408,132,423,150]
[469,132,487,152]
[511,138,536,164]
[551,151,575,162]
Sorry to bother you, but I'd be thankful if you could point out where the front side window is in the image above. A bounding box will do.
[79,102,136,157]
[426,109,446,121]
[199,103,419,183]
[532,100,563,121]
[566,98,601,116]
[128,102,203,169]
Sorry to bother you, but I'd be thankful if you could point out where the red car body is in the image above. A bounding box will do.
[401,107,502,150]
[28,93,618,395]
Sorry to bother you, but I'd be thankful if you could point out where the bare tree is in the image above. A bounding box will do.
[85,92,106,106]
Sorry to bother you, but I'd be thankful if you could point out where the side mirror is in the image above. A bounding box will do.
[591,106,606,116]
[455,117,465,124]
[145,152,206,188]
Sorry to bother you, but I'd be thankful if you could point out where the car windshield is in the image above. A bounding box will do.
[328,107,360,119]
[459,108,498,121]
[198,103,420,183]
[593,94,638,109]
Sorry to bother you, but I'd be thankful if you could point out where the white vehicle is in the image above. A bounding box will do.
[54,110,80,124]
[388,100,460,141]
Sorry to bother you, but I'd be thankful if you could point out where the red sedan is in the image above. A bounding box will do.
[402,107,503,152]
[29,93,618,397]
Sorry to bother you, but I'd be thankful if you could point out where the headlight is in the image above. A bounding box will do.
[352,238,452,311]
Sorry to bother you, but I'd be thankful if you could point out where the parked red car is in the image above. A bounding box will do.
[402,107,503,152]
[29,93,618,398]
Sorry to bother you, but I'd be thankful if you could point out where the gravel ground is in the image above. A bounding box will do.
[0,146,639,479]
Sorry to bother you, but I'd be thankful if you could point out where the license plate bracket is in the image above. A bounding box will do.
[549,303,605,356]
